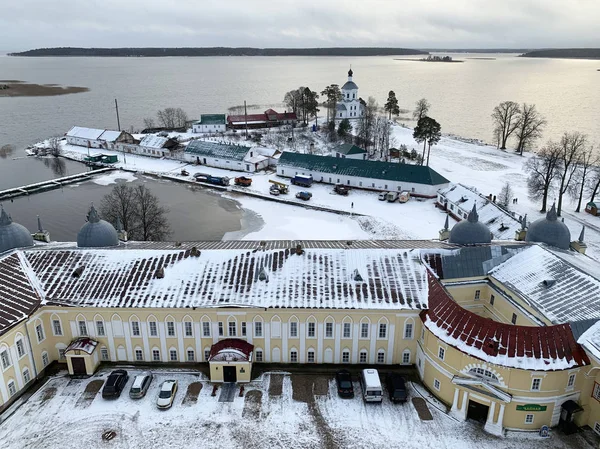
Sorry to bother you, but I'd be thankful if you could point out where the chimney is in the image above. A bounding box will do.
[155,267,165,279]
[570,225,587,254]
[439,214,450,241]
[295,243,304,256]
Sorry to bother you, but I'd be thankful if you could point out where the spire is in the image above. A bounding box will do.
[520,214,527,231]
[467,204,479,223]
[546,203,558,221]
[348,66,353,79]
[37,215,44,233]
[0,205,12,226]
[443,214,449,231]
[87,203,100,223]
[579,225,585,243]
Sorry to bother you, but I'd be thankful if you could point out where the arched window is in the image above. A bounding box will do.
[359,349,368,364]
[14,333,26,359]
[342,317,353,339]
[100,346,110,361]
[111,314,123,337]
[253,316,264,338]
[342,348,351,363]
[56,342,67,361]
[34,319,45,343]
[254,348,264,362]
[307,348,316,363]
[165,316,176,338]
[51,314,63,336]
[289,316,299,338]
[290,347,298,363]
[152,347,161,362]
[204,347,211,362]
[186,347,195,362]
[22,367,31,384]
[41,351,49,367]
[324,316,335,339]
[183,315,194,338]
[201,315,211,338]
[0,344,11,370]
[94,315,106,337]
[227,316,237,337]
[402,350,411,365]
[377,349,385,364]
[359,318,371,339]
[169,347,178,362]
[377,317,389,339]
[129,315,141,337]
[76,314,88,337]
[271,316,281,338]
[404,318,415,340]
[134,346,144,361]
[147,315,159,337]
[7,379,17,397]
[306,316,317,338]
[468,367,499,383]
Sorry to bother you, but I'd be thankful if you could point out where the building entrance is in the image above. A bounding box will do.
[467,400,489,424]
[223,366,237,383]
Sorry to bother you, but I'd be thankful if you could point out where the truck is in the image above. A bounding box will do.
[295,191,312,201]
[386,192,399,203]
[194,173,230,186]
[269,179,289,194]
[291,174,313,188]
[334,184,350,196]
[234,176,252,187]
[398,191,411,203]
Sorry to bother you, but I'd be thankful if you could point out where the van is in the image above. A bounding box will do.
[378,192,387,201]
[386,192,399,203]
[360,369,383,403]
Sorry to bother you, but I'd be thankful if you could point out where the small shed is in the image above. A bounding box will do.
[585,201,598,216]
[208,339,254,383]
[65,337,100,377]
[334,143,367,160]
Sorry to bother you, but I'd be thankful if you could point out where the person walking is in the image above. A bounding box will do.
[351,202,354,209]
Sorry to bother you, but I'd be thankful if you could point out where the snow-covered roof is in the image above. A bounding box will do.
[490,245,600,324]
[186,140,250,161]
[65,337,98,354]
[139,135,170,149]
[98,130,123,142]
[245,155,269,164]
[23,246,430,310]
[438,184,522,240]
[66,126,105,140]
[578,321,600,363]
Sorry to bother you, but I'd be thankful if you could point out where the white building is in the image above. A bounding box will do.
[334,143,367,160]
[65,126,135,150]
[184,140,268,172]
[192,114,227,133]
[136,135,178,158]
[336,68,364,120]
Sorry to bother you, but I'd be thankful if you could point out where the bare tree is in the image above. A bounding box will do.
[157,107,188,129]
[413,98,430,122]
[100,184,137,234]
[525,142,561,212]
[556,132,587,216]
[572,145,597,212]
[515,103,546,155]
[357,97,378,156]
[0,144,14,159]
[587,165,600,204]
[491,101,521,150]
[143,117,155,129]
[48,137,62,156]
[497,182,514,208]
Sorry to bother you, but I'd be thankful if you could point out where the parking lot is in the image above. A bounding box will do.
[0,367,596,449]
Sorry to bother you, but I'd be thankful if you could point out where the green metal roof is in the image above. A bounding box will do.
[279,152,449,186]
[334,144,366,155]
[194,114,226,125]
[185,140,250,161]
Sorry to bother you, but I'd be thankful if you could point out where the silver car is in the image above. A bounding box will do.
[129,372,153,399]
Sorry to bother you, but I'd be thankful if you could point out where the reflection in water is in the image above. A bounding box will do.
[41,156,67,176]
[0,144,14,159]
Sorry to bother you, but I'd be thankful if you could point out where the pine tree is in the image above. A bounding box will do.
[384,91,400,119]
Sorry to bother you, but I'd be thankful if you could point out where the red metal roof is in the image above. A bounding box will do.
[209,338,254,361]
[421,272,590,370]
[227,109,297,123]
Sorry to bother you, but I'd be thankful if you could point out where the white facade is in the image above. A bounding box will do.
[336,69,364,120]
[192,123,226,133]
[65,127,105,148]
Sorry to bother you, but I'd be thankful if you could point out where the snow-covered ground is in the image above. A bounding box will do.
[0,368,592,449]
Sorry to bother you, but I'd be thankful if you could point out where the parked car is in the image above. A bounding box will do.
[334,184,350,196]
[378,192,387,201]
[335,370,354,398]
[386,373,408,403]
[269,186,280,196]
[129,372,153,399]
[102,369,129,399]
[360,369,383,403]
[157,380,178,409]
[295,191,312,201]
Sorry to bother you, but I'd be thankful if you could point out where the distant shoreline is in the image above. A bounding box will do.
[395,58,464,63]
[520,48,600,60]
[0,80,89,97]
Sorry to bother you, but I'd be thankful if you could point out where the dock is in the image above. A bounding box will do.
[0,167,115,201]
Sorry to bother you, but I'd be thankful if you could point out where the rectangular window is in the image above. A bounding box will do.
[378,323,387,339]
[131,321,140,337]
[531,378,542,391]
[405,323,413,339]
[421,328,425,341]
[53,319,63,336]
[359,352,367,363]
[96,321,106,337]
[290,322,298,338]
[135,349,144,361]
[307,351,315,363]
[218,322,224,336]
[433,379,441,391]
[149,321,158,337]
[474,290,481,300]
[595,422,600,435]
[58,349,66,361]
[361,323,369,339]
[170,349,178,361]
[512,313,517,325]
[254,321,263,337]
[403,352,410,364]
[525,414,534,424]
[377,352,385,364]
[16,340,25,358]
[342,352,350,363]
[167,321,175,337]
[187,350,195,362]
[343,323,351,338]
[152,349,161,362]
[0,350,10,369]
[325,322,333,338]
[185,321,193,337]
[593,383,600,401]
[308,322,316,338]
[101,348,110,361]
[255,350,263,362]
[228,321,237,337]
[8,381,16,397]
[42,352,49,367]
[490,295,495,306]
[568,374,576,388]
[23,369,31,384]
[36,324,45,342]
[290,351,298,363]
[438,347,445,361]
[241,322,247,337]
[203,322,211,337]
[204,349,210,361]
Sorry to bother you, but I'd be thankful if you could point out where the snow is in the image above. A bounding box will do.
[0,368,590,449]
[98,130,123,142]
[578,321,600,363]
[92,170,137,186]
[139,134,170,148]
[66,126,105,140]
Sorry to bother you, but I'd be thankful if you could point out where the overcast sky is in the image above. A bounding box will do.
[1,0,599,51]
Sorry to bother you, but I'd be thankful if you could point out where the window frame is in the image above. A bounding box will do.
[433,379,441,391]
[404,322,414,339]
[202,321,211,337]
[228,321,237,337]
[525,414,534,424]
[0,349,11,370]
[289,321,298,338]
[342,351,350,363]
[438,347,445,361]
[325,322,334,338]
[16,339,26,358]
[101,347,110,361]
[96,320,106,337]
[23,368,31,384]
[290,350,298,363]
[131,321,141,337]
[307,321,316,338]
[241,322,247,337]
[402,350,411,364]
[52,319,63,336]
[254,321,263,338]
[377,351,385,364]
[511,313,517,325]
[152,349,161,362]
[218,322,224,337]
[36,323,45,343]
[359,350,368,363]
[166,321,176,337]
[474,290,481,300]
[531,378,542,391]
[78,320,88,337]
[343,322,351,339]
[567,373,576,388]
[378,323,387,339]
[307,350,315,363]
[360,322,369,339]
[148,321,158,337]
[169,349,178,362]
[187,349,195,362]
[41,351,49,367]
[135,348,144,361]
[184,321,193,337]
[8,380,17,397]
[255,349,263,362]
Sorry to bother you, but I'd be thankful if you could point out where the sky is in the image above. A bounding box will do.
[1,0,599,51]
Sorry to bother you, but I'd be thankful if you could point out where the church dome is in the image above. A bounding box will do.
[525,204,571,250]
[77,205,119,248]
[0,206,34,253]
[449,205,492,245]
[342,80,358,91]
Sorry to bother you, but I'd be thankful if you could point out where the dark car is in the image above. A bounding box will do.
[102,369,129,399]
[387,373,408,403]
[335,370,354,398]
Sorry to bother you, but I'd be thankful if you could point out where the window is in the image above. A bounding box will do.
[359,351,367,363]
[204,349,210,361]
[16,339,25,358]
[36,324,45,342]
[404,322,413,339]
[595,422,600,435]
[307,350,315,363]
[203,321,211,337]
[170,349,178,361]
[149,321,157,337]
[511,313,517,325]
[254,321,263,338]
[474,290,481,300]
[361,323,369,339]
[8,381,16,397]
[271,318,281,338]
[325,322,333,338]
[343,322,351,338]
[531,378,542,391]
[131,321,140,337]
[135,349,144,361]
[567,373,576,388]
[469,367,499,383]
[421,328,425,341]
[167,321,175,337]
[490,295,495,305]
[1,350,10,370]
[58,349,66,361]
[187,350,195,362]
[42,352,49,367]
[228,321,237,337]
[255,350,263,362]
[290,350,298,363]
[241,322,247,337]
[377,351,385,364]
[218,322,224,336]
[402,351,411,364]
[378,323,387,339]
[23,368,31,384]
[101,348,110,361]
[438,347,445,361]
[433,379,441,391]
[185,321,193,337]
[525,414,534,424]
[96,320,106,337]
[78,320,88,336]
[342,351,350,363]
[290,321,298,338]
[305,321,316,338]
[53,319,63,336]
[152,349,161,362]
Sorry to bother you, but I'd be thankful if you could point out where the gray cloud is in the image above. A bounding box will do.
[0,0,598,51]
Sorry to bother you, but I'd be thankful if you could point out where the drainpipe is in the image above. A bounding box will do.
[23,319,39,379]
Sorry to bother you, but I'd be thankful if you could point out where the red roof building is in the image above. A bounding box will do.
[227,109,297,129]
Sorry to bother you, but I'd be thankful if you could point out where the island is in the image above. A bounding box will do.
[0,80,89,97]
[395,55,463,63]
[520,48,600,60]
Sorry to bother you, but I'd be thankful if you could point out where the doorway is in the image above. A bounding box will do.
[71,357,87,375]
[467,400,489,424]
[223,366,237,383]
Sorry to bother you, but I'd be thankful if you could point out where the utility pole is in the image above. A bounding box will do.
[244,100,248,139]
[115,99,121,131]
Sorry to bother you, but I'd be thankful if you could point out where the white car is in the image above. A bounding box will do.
[156,380,178,409]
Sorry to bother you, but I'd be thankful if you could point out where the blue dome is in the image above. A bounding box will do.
[525,204,571,250]
[77,205,119,248]
[449,205,492,245]
[0,206,34,253]
[342,81,358,91]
